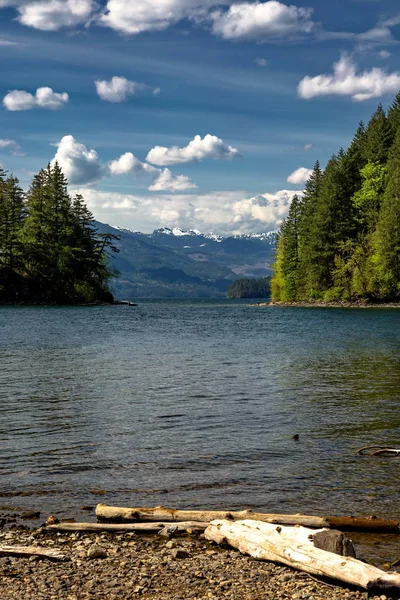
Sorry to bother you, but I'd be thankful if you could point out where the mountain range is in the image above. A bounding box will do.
[94,222,277,298]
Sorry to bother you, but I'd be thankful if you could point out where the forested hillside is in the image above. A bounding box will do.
[227,277,271,299]
[0,163,117,304]
[272,93,400,303]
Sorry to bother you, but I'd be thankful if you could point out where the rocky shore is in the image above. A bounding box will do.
[252,301,400,309]
[0,526,398,600]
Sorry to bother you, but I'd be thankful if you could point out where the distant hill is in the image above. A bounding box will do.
[94,222,277,299]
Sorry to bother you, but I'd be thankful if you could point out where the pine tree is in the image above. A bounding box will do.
[363,104,393,164]
[375,128,400,298]
[0,172,26,301]
[387,92,400,138]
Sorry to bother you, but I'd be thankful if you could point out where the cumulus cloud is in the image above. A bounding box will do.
[0,138,24,156]
[378,50,391,59]
[108,152,196,191]
[303,143,313,151]
[146,134,240,166]
[3,86,69,111]
[298,54,400,102]
[149,168,197,191]
[108,152,158,176]
[0,0,95,31]
[74,187,301,235]
[52,135,103,185]
[287,167,312,184]
[95,76,159,102]
[98,0,231,35]
[209,1,315,41]
[51,136,197,191]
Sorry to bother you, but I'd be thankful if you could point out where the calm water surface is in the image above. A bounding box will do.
[0,301,399,541]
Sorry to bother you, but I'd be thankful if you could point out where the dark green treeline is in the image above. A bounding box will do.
[0,162,118,304]
[227,277,271,299]
[272,93,400,303]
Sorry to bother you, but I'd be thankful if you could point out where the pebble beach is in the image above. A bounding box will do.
[0,526,398,600]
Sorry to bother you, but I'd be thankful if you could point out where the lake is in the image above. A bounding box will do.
[1,301,400,559]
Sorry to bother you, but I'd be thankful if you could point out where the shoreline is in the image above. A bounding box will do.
[251,300,400,309]
[0,525,397,600]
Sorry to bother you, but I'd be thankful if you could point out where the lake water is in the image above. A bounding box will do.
[1,301,400,560]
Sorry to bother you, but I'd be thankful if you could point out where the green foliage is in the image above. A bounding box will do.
[272,93,400,304]
[227,276,271,299]
[0,163,118,304]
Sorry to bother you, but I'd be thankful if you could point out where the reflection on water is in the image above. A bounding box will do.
[0,302,400,561]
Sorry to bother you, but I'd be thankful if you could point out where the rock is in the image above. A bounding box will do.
[171,549,190,559]
[312,530,356,558]
[20,511,41,520]
[86,545,108,559]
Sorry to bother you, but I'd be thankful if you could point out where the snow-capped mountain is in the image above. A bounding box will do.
[95,220,276,299]
[115,225,276,245]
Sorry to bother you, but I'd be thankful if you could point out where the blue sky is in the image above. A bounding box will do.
[1,0,400,234]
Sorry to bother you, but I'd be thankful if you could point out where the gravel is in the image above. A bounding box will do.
[0,528,399,600]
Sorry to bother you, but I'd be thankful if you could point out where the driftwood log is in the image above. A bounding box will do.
[0,545,67,561]
[205,520,400,591]
[357,445,400,456]
[46,521,208,533]
[95,504,400,533]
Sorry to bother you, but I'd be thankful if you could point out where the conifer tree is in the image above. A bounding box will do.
[375,128,400,298]
[363,104,393,164]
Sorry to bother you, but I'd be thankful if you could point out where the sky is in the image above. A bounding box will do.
[0,0,400,235]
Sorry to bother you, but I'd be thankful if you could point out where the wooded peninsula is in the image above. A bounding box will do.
[272,92,400,304]
[0,163,118,304]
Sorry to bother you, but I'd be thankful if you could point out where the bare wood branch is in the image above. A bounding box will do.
[95,504,399,533]
[46,521,208,533]
[204,520,400,591]
[0,545,68,561]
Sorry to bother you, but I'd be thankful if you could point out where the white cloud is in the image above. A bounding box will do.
[99,0,231,35]
[95,76,158,102]
[298,54,400,102]
[1,0,95,31]
[73,187,301,235]
[50,138,197,191]
[255,57,268,67]
[287,167,312,184]
[52,135,103,185]
[146,134,240,166]
[149,168,197,191]
[108,152,158,176]
[3,86,69,110]
[210,1,315,41]
[378,50,391,59]
[0,39,21,46]
[108,153,196,191]
[0,138,24,156]
[303,143,313,151]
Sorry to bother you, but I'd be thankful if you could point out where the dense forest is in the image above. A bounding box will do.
[272,92,400,303]
[227,277,271,298]
[0,163,118,304]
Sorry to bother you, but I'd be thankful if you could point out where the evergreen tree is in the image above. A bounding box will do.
[387,92,400,137]
[375,128,400,298]
[2,162,117,304]
[363,104,393,164]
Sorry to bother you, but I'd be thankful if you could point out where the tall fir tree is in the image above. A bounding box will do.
[374,128,400,298]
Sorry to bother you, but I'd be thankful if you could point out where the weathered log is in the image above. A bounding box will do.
[0,545,67,561]
[95,504,399,533]
[205,520,400,591]
[46,521,208,533]
[357,445,400,456]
